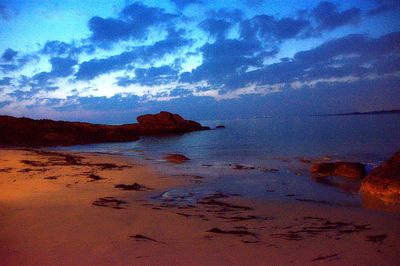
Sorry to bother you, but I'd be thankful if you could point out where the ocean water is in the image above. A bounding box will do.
[54,114,400,208]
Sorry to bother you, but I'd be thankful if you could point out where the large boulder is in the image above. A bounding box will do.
[137,111,209,134]
[310,162,366,179]
[137,111,185,126]
[360,150,400,203]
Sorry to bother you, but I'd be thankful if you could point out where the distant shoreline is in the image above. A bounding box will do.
[315,109,400,117]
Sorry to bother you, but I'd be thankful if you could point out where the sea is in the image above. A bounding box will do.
[53,114,400,209]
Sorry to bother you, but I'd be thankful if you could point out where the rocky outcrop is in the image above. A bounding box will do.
[360,150,400,203]
[310,162,366,179]
[137,111,209,135]
[0,111,209,147]
[0,116,140,147]
[215,125,225,129]
[163,154,190,164]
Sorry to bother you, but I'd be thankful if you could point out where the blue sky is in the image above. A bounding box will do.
[0,0,399,123]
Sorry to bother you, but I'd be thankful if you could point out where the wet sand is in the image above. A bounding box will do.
[0,149,399,265]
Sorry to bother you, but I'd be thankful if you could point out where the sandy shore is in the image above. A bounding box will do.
[0,149,399,265]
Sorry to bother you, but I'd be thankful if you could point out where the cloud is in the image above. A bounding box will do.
[210,9,243,21]
[199,9,244,39]
[41,40,95,57]
[170,0,203,9]
[76,29,190,80]
[0,2,17,20]
[0,49,38,73]
[293,31,400,64]
[0,77,12,86]
[88,2,176,44]
[199,18,233,39]
[25,57,78,91]
[240,14,310,42]
[118,65,178,86]
[1,48,18,61]
[180,38,270,85]
[312,1,361,31]
[223,31,400,92]
[2,1,399,121]
[49,57,78,77]
[177,31,400,100]
[368,0,400,16]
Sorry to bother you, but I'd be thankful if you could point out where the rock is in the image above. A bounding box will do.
[310,162,366,179]
[164,154,190,164]
[360,150,400,203]
[0,111,209,147]
[114,183,150,191]
[0,115,140,147]
[215,125,225,129]
[137,111,210,134]
[137,111,185,126]
[232,164,255,170]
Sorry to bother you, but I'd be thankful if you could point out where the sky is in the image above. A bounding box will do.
[0,0,399,123]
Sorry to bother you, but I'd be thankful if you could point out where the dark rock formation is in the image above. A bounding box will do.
[310,162,366,179]
[114,183,151,191]
[215,125,225,129]
[0,111,209,147]
[361,150,400,203]
[137,111,209,134]
[233,164,255,170]
[163,154,190,164]
[0,115,139,147]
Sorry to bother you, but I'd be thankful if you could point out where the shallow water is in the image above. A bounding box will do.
[54,114,400,208]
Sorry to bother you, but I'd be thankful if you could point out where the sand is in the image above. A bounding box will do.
[0,149,399,265]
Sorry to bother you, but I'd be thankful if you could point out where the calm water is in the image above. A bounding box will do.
[54,114,400,208]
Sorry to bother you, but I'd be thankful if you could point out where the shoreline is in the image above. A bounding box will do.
[1,148,399,265]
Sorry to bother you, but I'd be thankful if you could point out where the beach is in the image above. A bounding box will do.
[1,149,399,265]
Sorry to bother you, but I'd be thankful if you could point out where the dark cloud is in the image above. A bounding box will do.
[76,29,190,80]
[75,53,132,81]
[0,2,17,20]
[0,4,7,19]
[41,40,95,57]
[294,31,400,64]
[170,0,203,9]
[118,65,178,87]
[169,87,192,97]
[0,51,38,73]
[25,57,78,91]
[0,101,11,108]
[49,57,78,77]
[199,18,233,39]
[181,38,270,85]
[1,48,18,61]
[223,31,400,90]
[207,8,243,21]
[368,0,400,16]
[89,2,176,44]
[240,15,310,41]
[0,77,12,86]
[312,1,361,31]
